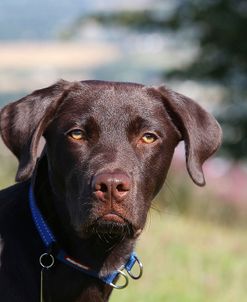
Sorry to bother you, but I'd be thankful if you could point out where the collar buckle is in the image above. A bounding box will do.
[39,253,55,269]
[109,270,129,289]
[126,254,143,280]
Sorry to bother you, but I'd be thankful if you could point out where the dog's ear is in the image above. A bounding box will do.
[0,80,72,182]
[154,86,222,186]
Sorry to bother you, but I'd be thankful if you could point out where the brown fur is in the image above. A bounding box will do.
[0,80,222,301]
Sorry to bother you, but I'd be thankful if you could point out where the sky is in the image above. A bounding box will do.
[0,0,152,40]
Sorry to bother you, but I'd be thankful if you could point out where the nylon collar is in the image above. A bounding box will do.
[29,185,143,288]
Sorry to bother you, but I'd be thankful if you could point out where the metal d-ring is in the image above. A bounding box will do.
[39,253,55,269]
[110,270,129,289]
[126,255,143,280]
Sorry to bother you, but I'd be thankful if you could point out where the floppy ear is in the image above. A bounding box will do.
[155,86,222,186]
[0,80,72,182]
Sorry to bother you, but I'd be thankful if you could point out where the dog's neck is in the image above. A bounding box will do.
[33,155,136,276]
[32,156,137,301]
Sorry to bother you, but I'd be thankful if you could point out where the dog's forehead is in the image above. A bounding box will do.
[59,81,165,121]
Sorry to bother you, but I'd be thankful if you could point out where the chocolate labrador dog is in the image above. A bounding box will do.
[0,80,221,302]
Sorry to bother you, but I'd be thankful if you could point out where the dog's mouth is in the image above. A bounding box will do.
[101,213,125,224]
[85,213,135,238]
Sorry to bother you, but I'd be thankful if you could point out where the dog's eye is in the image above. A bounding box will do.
[67,129,84,140]
[141,133,158,144]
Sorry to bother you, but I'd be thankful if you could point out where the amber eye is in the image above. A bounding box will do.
[67,129,84,140]
[140,133,158,144]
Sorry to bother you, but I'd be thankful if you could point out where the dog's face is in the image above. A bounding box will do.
[44,82,180,237]
[0,80,222,239]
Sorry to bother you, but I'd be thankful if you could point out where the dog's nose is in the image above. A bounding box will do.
[92,172,131,202]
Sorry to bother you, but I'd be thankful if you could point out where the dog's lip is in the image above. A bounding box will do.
[101,213,124,223]
[100,213,125,223]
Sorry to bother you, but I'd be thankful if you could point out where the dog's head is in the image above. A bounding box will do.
[0,80,222,239]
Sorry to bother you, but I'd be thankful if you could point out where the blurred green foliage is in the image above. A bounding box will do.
[77,0,247,160]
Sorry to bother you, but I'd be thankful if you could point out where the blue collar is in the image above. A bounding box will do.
[28,185,143,289]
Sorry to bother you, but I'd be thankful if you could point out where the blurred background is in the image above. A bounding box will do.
[0,0,247,301]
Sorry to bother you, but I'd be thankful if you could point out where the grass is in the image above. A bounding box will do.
[111,210,247,302]
[0,142,17,189]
